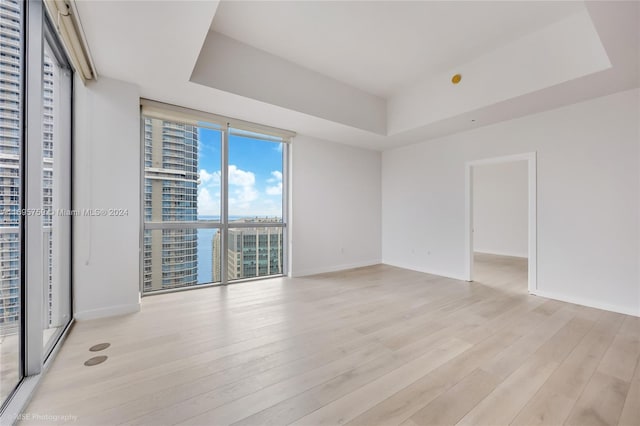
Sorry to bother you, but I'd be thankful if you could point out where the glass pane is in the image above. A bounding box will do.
[228,130,283,222]
[143,117,221,222]
[144,228,221,292]
[42,42,71,353]
[197,125,222,222]
[142,118,287,288]
[0,0,22,404]
[227,226,284,281]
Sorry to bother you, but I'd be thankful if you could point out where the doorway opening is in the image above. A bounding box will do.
[464,153,537,294]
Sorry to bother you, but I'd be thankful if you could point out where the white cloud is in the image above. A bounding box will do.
[197,187,219,216]
[197,165,281,217]
[228,165,255,186]
[266,170,283,195]
[229,183,258,205]
[226,165,259,215]
[198,168,221,216]
[199,169,214,183]
[266,186,281,196]
[268,171,282,182]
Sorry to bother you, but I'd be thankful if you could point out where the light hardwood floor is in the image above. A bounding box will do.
[19,255,640,426]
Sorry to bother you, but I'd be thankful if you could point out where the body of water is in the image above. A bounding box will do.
[197,215,220,284]
[197,228,216,284]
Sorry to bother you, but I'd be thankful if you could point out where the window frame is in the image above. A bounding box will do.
[41,19,73,358]
[0,0,74,420]
[23,1,73,377]
[139,100,293,294]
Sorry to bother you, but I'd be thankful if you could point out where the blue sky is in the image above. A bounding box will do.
[197,127,283,218]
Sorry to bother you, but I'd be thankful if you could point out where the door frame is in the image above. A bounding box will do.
[464,152,537,294]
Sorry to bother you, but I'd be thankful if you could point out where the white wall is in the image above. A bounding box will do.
[473,161,528,258]
[291,135,382,276]
[73,77,141,320]
[71,81,383,320]
[382,89,640,316]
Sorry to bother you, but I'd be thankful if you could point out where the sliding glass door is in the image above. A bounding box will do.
[41,36,71,355]
[141,103,291,293]
[0,0,23,406]
[0,0,72,413]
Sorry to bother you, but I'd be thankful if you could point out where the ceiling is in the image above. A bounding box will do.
[74,1,639,150]
[211,1,584,98]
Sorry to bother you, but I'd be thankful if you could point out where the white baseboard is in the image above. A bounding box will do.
[531,289,639,317]
[292,259,381,277]
[474,250,528,259]
[381,260,467,282]
[74,302,140,321]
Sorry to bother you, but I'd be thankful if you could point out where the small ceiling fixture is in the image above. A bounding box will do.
[451,74,462,85]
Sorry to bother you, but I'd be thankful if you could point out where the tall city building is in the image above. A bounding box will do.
[212,219,284,282]
[212,229,221,282]
[0,0,58,336]
[143,118,199,291]
[43,51,54,328]
[0,0,22,335]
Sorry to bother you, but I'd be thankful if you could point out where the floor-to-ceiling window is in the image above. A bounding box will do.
[0,0,72,415]
[141,101,292,293]
[0,0,23,406]
[226,128,285,281]
[41,34,71,355]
